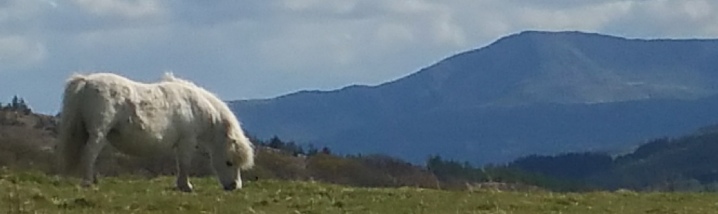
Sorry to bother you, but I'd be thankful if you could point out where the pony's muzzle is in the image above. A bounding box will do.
[223,181,237,191]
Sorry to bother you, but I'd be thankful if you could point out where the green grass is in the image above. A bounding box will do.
[3,170,718,213]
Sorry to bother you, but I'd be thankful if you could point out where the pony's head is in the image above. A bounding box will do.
[174,74,255,191]
[210,118,254,191]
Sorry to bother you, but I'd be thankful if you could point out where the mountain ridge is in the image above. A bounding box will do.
[230,31,718,164]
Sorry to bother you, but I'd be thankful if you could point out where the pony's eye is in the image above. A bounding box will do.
[225,161,233,167]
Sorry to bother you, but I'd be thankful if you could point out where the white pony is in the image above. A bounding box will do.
[57,72,254,192]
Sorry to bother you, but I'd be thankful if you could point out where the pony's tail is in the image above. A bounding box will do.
[57,74,89,174]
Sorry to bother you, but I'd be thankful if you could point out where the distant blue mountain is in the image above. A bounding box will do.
[229,31,718,165]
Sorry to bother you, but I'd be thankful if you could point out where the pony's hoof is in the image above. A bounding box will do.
[176,184,194,192]
[80,181,100,191]
[81,181,94,188]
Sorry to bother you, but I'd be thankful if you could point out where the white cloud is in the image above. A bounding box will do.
[0,36,47,71]
[0,0,45,23]
[512,1,632,30]
[254,0,470,79]
[374,23,414,45]
[72,0,165,19]
[608,0,718,38]
[282,0,358,14]
[382,1,466,46]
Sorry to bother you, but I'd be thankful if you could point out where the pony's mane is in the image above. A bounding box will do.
[161,72,253,168]
[161,72,234,119]
[162,72,200,87]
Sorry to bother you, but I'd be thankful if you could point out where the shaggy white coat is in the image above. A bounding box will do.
[58,72,254,191]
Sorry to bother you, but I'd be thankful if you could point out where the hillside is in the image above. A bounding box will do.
[491,123,718,191]
[6,98,718,192]
[0,108,58,170]
[230,31,718,164]
[595,129,718,190]
[0,107,444,189]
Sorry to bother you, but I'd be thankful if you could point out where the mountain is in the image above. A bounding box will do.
[230,31,718,165]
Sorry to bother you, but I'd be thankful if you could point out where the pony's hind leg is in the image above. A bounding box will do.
[80,132,109,187]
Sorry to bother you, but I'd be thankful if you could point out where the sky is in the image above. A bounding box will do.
[2,0,718,114]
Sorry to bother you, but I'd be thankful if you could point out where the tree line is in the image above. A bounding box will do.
[0,95,32,114]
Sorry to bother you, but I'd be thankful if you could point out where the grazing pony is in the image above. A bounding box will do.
[57,72,254,192]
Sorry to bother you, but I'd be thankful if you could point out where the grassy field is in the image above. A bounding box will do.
[3,170,718,213]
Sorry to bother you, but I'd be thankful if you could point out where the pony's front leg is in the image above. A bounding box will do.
[81,133,108,187]
[175,141,195,192]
